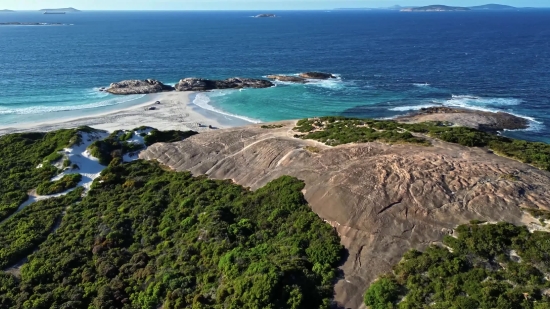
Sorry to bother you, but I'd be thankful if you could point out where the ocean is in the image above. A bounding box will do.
[1,10,549,142]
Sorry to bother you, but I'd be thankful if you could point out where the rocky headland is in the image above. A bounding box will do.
[140,120,550,309]
[396,106,529,132]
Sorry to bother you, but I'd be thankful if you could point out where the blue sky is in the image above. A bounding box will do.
[1,0,548,10]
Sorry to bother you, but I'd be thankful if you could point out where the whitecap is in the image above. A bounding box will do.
[0,94,146,115]
[389,104,439,111]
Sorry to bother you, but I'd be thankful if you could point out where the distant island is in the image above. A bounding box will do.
[470,4,515,10]
[39,7,80,12]
[0,22,64,26]
[0,9,15,12]
[255,13,276,18]
[401,5,471,11]
[336,3,521,11]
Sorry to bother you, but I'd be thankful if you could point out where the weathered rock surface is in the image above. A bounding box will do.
[299,72,336,79]
[266,75,307,83]
[397,106,529,132]
[105,79,174,95]
[140,121,550,309]
[175,77,273,91]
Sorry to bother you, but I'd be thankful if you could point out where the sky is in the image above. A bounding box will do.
[1,0,548,10]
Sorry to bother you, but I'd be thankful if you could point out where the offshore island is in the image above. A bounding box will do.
[1,73,550,309]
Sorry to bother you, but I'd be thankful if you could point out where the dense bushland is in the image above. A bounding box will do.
[0,160,343,309]
[0,188,83,270]
[295,117,550,171]
[0,129,81,221]
[364,222,550,309]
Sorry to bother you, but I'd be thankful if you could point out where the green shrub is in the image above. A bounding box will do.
[36,174,82,195]
[365,222,550,308]
[364,277,400,309]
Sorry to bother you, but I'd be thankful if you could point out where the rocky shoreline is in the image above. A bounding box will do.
[396,106,529,132]
[104,72,336,94]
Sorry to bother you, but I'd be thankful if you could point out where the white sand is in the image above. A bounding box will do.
[0,92,239,135]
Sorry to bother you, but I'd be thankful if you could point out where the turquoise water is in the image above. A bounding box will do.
[1,11,549,142]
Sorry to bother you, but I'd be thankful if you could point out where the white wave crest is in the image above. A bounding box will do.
[192,92,261,124]
[447,95,522,106]
[413,83,431,87]
[0,94,145,115]
[389,104,438,112]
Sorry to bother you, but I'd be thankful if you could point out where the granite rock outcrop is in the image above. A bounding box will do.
[140,121,550,309]
[174,77,273,91]
[105,79,175,95]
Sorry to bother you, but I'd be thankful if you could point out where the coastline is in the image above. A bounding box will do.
[0,91,254,135]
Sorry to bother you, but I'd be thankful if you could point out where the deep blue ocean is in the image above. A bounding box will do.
[1,10,549,142]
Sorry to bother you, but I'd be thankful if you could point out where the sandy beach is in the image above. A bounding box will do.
[0,92,253,135]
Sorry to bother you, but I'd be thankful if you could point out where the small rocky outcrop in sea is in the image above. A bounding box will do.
[105,79,175,95]
[266,75,307,83]
[299,72,336,79]
[397,106,529,132]
[255,14,276,18]
[175,77,273,91]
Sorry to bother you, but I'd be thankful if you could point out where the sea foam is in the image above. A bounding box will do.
[192,92,262,124]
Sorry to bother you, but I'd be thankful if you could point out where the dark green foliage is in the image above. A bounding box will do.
[1,161,342,309]
[524,208,550,221]
[0,188,83,270]
[143,129,198,146]
[364,277,400,309]
[87,131,144,165]
[295,117,550,171]
[35,173,82,195]
[294,117,428,146]
[261,124,284,129]
[88,128,197,165]
[365,222,550,308]
[0,129,82,221]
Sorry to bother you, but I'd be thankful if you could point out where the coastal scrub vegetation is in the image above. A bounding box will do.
[261,124,285,129]
[293,117,429,146]
[35,173,82,195]
[364,222,550,309]
[295,117,550,171]
[87,127,197,165]
[0,160,343,309]
[0,128,82,221]
[0,188,83,270]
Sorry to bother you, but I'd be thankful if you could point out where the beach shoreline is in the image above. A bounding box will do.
[0,92,254,135]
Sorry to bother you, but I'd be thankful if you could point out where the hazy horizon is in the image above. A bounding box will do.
[1,0,549,11]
